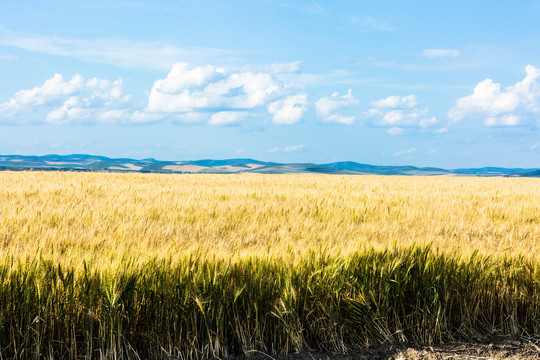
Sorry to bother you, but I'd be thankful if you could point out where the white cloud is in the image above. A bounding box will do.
[153,63,223,94]
[448,65,540,126]
[0,54,17,63]
[0,73,135,124]
[147,62,282,114]
[387,127,405,135]
[268,93,308,124]
[281,2,325,15]
[269,61,301,74]
[208,111,248,126]
[484,114,520,126]
[0,62,307,127]
[531,143,539,150]
[394,147,416,156]
[46,96,90,124]
[0,30,230,70]
[96,110,163,124]
[436,127,448,133]
[315,89,358,124]
[128,111,164,124]
[419,117,438,128]
[267,145,304,153]
[365,94,437,129]
[371,94,418,109]
[8,73,85,107]
[358,57,481,72]
[428,148,439,154]
[283,144,304,152]
[345,16,393,32]
[423,49,460,58]
[175,112,209,124]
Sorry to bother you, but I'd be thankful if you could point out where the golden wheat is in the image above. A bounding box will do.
[0,171,538,359]
[0,171,538,266]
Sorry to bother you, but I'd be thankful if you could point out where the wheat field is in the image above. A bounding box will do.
[0,171,538,359]
[1,171,539,264]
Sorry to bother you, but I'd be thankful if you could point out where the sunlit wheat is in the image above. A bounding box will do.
[0,172,538,359]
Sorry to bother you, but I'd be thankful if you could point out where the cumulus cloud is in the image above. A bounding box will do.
[315,89,358,124]
[448,65,540,126]
[0,62,305,127]
[371,94,418,109]
[46,96,90,124]
[0,74,73,117]
[0,73,139,124]
[268,93,308,124]
[423,49,460,58]
[3,61,436,131]
[419,117,438,127]
[365,94,437,130]
[147,62,282,114]
[152,63,223,95]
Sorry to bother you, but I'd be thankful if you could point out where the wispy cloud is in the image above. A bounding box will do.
[83,1,176,12]
[343,16,393,32]
[208,111,248,126]
[281,2,325,15]
[387,127,405,135]
[267,145,304,153]
[394,147,416,156]
[355,57,482,72]
[268,61,301,74]
[283,145,304,152]
[423,49,460,58]
[0,54,18,63]
[0,30,233,70]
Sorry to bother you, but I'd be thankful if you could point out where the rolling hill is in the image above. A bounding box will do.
[0,154,538,177]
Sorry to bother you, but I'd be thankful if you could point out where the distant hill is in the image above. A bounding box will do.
[0,154,538,177]
[520,169,540,177]
[321,161,449,176]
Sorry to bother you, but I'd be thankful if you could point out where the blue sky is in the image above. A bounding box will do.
[1,1,539,168]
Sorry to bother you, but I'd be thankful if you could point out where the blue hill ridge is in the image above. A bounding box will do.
[0,154,538,177]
